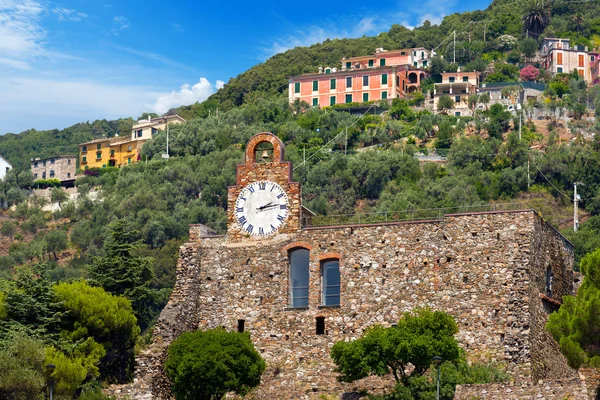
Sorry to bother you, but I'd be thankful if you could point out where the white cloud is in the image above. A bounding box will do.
[146,78,220,114]
[0,77,162,134]
[0,0,45,69]
[53,8,88,22]
[172,23,183,32]
[112,15,129,34]
[216,80,225,90]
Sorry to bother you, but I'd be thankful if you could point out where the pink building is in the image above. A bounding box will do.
[540,38,592,83]
[288,48,430,108]
[590,51,600,84]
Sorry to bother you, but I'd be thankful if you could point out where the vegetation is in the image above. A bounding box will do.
[164,328,265,400]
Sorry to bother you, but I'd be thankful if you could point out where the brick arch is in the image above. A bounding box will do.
[245,132,285,164]
[318,252,343,262]
[282,241,314,254]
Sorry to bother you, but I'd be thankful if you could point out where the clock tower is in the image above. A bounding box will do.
[227,132,301,241]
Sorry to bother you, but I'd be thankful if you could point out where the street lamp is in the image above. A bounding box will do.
[46,363,55,400]
[432,355,442,400]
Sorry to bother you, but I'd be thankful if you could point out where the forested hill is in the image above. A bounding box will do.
[0,118,134,170]
[174,0,600,119]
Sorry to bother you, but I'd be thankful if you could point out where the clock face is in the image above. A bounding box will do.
[235,181,289,236]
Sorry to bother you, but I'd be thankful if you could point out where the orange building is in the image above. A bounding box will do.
[541,38,592,83]
[288,47,431,108]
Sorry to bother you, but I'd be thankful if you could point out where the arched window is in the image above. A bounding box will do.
[321,259,340,306]
[289,248,309,307]
[546,266,553,297]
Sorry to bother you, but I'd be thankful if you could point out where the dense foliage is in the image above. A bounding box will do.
[164,328,265,400]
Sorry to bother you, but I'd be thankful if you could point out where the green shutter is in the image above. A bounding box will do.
[363,93,369,102]
[346,62,351,69]
[312,98,318,106]
[313,81,318,91]
[380,58,386,66]
[330,96,336,106]
[368,59,374,67]
[294,82,300,93]
[382,91,387,100]
[346,94,352,103]
[382,74,388,84]
[330,79,336,89]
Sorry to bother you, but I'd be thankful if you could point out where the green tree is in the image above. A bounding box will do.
[165,328,266,400]
[50,187,69,210]
[54,280,138,383]
[520,37,538,60]
[89,220,158,331]
[437,95,455,114]
[547,248,600,369]
[1,221,17,239]
[45,230,68,260]
[0,335,46,400]
[330,308,461,386]
[522,0,550,37]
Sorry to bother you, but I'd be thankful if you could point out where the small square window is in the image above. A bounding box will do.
[67,173,71,178]
[325,68,331,74]
[82,146,87,153]
[34,162,38,168]
[42,172,46,179]
[50,159,55,164]
[97,144,101,150]
[557,67,563,73]
[455,95,461,102]
[380,58,386,66]
[96,151,102,159]
[346,61,351,69]
[294,82,300,93]
[455,111,461,116]
[463,76,469,82]
[368,59,374,67]
[312,81,318,91]
[34,173,38,179]
[449,77,455,83]
[67,159,71,165]
[345,94,352,103]
[110,149,115,156]
[128,145,133,152]
[363,93,369,102]
[82,156,87,163]
[50,170,55,177]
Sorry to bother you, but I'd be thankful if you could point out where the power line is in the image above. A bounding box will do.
[528,152,572,200]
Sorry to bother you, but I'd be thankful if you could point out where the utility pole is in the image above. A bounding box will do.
[345,126,348,155]
[574,182,583,232]
[519,113,522,140]
[527,154,530,189]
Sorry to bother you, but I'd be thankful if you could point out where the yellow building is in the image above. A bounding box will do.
[79,114,186,169]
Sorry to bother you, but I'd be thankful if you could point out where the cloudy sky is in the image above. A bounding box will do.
[0,0,489,135]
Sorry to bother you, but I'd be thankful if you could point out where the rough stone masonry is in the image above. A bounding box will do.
[108,209,591,399]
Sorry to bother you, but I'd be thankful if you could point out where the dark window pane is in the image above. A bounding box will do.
[290,248,309,307]
[322,259,340,306]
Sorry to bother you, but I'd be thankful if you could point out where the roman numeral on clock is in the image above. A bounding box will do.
[248,186,255,193]
[238,216,247,225]
[258,182,266,190]
[280,204,287,210]
[236,207,244,213]
[277,215,284,221]
[277,193,284,199]
[246,224,254,233]
[258,227,264,235]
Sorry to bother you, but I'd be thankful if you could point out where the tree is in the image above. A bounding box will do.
[89,220,158,331]
[0,335,46,400]
[50,187,69,210]
[45,230,68,260]
[522,0,550,38]
[1,221,17,239]
[468,94,479,113]
[547,248,600,369]
[479,92,490,110]
[165,328,266,400]
[520,37,538,60]
[437,95,455,114]
[330,308,461,386]
[54,280,138,383]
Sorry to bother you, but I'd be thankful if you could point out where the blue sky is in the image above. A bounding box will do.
[0,0,490,135]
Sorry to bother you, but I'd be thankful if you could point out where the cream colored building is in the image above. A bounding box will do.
[131,114,186,141]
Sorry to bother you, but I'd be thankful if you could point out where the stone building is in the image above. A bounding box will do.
[31,155,76,182]
[110,133,590,400]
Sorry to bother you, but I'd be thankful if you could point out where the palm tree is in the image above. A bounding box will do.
[573,13,584,34]
[522,0,550,38]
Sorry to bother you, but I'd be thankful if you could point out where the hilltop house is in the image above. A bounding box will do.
[433,71,481,116]
[540,38,593,83]
[0,155,12,181]
[288,48,431,108]
[31,155,76,183]
[79,114,186,169]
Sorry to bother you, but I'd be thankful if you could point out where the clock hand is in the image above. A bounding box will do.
[257,202,273,211]
[257,204,279,212]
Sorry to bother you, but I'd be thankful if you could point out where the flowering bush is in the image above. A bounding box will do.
[520,65,540,81]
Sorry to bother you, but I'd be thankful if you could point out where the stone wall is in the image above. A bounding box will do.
[454,379,589,399]
[31,156,76,182]
[111,210,578,399]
